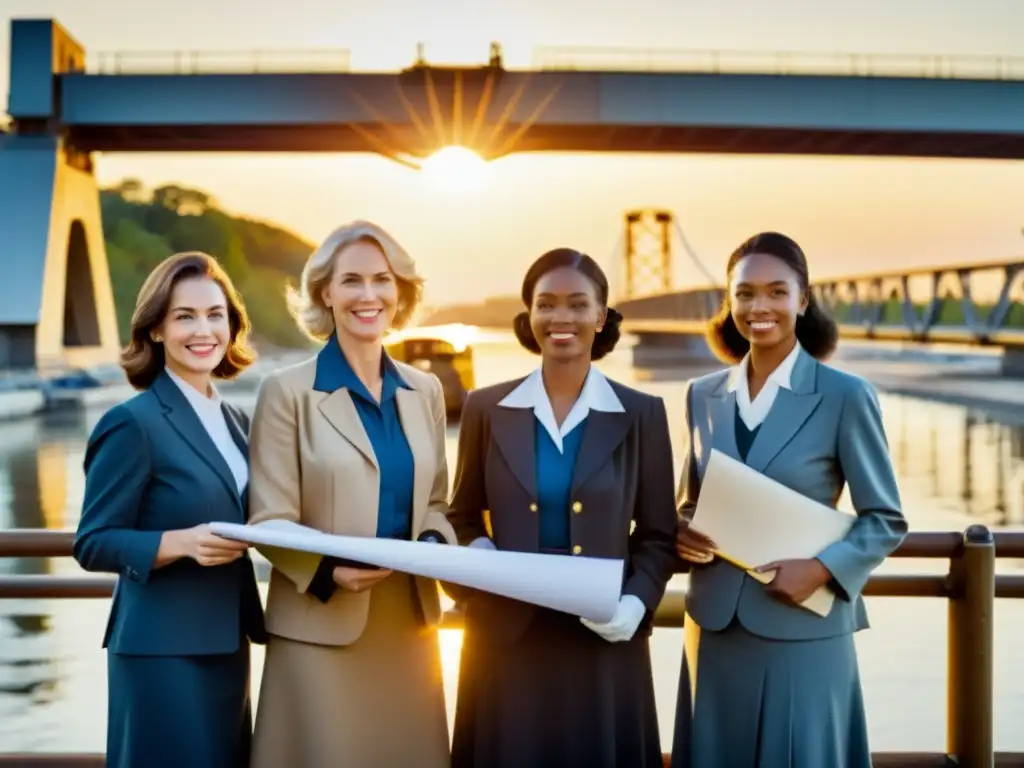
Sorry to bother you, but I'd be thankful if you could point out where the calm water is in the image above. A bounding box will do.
[1,340,1023,755]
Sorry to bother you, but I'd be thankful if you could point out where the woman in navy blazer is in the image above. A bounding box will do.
[670,233,907,767]
[74,252,267,768]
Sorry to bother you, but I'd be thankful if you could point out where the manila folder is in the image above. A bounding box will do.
[689,448,856,617]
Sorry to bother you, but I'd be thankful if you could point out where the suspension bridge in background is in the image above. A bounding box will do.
[603,210,1024,376]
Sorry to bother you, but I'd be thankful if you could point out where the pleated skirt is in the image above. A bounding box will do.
[106,643,252,768]
[670,617,872,768]
[250,574,450,768]
[451,606,663,768]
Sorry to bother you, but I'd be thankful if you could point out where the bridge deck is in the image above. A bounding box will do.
[50,69,1024,159]
[9,20,1024,159]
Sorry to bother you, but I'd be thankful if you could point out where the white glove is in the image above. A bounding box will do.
[580,594,646,643]
[468,536,497,550]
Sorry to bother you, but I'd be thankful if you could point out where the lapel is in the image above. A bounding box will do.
[394,387,431,527]
[571,409,633,493]
[744,351,823,473]
[707,377,741,462]
[152,374,241,510]
[222,405,250,513]
[221,405,249,462]
[490,405,537,498]
[317,388,378,470]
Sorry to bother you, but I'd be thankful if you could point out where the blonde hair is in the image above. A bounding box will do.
[287,220,424,341]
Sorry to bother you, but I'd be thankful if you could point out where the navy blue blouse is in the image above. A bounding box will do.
[312,335,416,541]
[534,416,586,551]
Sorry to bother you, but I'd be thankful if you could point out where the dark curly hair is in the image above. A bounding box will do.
[512,248,623,361]
[706,232,838,364]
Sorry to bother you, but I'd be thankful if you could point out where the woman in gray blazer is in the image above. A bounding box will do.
[670,232,908,768]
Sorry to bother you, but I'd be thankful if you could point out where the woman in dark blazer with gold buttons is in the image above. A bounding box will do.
[446,248,678,768]
[74,252,266,768]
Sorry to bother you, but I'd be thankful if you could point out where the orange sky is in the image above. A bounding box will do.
[3,0,1024,305]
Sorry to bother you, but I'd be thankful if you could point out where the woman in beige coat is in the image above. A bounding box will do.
[247,221,457,768]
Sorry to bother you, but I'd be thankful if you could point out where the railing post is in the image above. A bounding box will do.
[946,524,995,767]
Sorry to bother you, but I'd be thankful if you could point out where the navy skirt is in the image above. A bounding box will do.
[106,644,252,768]
[452,606,662,768]
[670,617,871,768]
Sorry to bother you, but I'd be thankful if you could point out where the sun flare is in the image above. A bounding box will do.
[420,146,489,193]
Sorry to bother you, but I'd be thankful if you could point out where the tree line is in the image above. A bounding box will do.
[102,180,313,349]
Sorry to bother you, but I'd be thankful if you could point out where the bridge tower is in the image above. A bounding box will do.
[622,210,674,299]
[0,20,120,371]
[616,209,724,368]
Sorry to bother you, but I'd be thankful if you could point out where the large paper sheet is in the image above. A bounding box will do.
[211,520,624,623]
[689,449,856,617]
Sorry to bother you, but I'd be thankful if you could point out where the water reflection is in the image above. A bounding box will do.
[1,350,1023,753]
[883,399,1024,528]
[0,411,92,732]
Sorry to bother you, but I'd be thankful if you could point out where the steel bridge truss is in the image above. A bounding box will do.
[814,260,1024,346]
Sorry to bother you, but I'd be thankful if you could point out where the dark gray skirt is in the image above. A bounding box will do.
[671,617,871,768]
[451,606,662,768]
[106,644,251,768]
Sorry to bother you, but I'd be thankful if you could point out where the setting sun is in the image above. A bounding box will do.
[420,146,489,193]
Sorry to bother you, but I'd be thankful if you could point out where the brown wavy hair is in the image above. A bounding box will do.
[121,251,256,390]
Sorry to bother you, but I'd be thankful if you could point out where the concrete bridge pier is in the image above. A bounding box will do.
[629,331,721,370]
[0,136,121,371]
[1000,344,1024,378]
[0,20,121,371]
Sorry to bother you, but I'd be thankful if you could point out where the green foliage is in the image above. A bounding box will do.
[101,179,314,349]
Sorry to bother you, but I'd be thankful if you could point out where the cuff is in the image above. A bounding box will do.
[123,530,164,585]
[814,544,864,602]
[622,571,662,613]
[306,556,340,604]
[417,530,447,544]
[618,594,647,632]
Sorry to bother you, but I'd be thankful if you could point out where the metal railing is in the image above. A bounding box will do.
[88,49,352,75]
[1,526,1023,767]
[75,45,1024,81]
[532,45,1024,81]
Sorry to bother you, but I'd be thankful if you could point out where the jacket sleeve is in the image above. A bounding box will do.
[675,382,700,523]
[418,375,458,545]
[815,378,908,601]
[622,396,679,613]
[673,382,700,574]
[247,372,326,594]
[445,390,490,545]
[73,405,161,584]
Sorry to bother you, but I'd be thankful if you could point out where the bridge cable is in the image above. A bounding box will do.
[672,219,720,287]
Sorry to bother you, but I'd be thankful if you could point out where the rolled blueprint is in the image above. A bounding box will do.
[210,519,624,623]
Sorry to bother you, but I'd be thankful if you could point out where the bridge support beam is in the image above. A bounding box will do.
[1000,344,1024,378]
[630,331,721,370]
[0,136,121,371]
